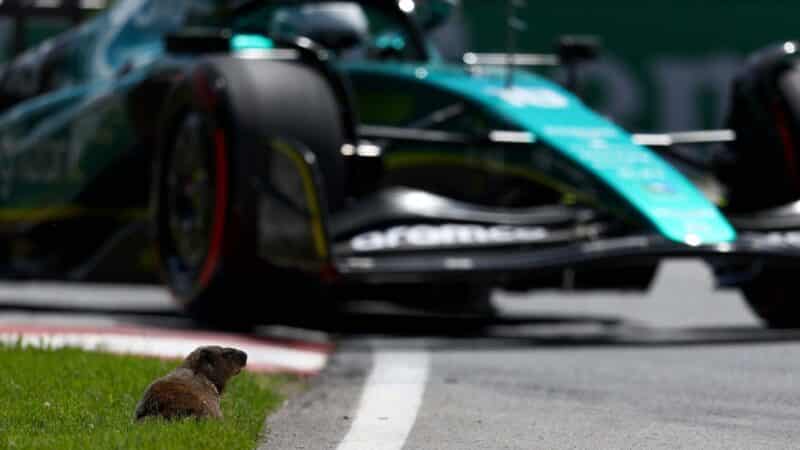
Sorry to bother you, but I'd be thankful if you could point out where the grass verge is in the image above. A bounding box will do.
[0,344,298,450]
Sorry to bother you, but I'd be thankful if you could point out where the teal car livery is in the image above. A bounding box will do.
[0,0,799,328]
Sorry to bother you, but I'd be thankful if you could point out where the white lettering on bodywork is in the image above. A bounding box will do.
[485,86,569,109]
[750,231,800,247]
[350,224,549,252]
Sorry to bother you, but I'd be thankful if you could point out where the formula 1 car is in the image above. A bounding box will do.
[1,0,800,328]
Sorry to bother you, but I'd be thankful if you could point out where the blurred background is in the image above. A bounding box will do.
[1,0,797,133]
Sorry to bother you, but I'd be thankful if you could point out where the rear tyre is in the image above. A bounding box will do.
[741,269,800,328]
[153,57,348,329]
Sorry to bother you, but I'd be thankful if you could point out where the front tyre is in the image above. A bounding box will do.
[153,57,348,328]
[155,90,244,328]
[741,269,800,328]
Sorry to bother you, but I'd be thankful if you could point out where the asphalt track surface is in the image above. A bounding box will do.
[263,261,800,450]
[4,261,800,449]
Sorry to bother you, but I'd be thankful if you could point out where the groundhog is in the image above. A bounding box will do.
[134,345,248,421]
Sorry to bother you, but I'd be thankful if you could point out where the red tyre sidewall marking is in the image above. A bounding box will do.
[198,128,228,288]
[772,100,800,191]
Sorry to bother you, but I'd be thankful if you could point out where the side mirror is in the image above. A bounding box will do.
[414,0,457,31]
[555,35,601,64]
[554,35,602,95]
[164,28,232,55]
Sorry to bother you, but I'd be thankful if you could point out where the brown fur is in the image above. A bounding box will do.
[134,346,247,421]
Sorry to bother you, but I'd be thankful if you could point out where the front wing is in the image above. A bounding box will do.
[333,231,800,284]
[254,137,800,286]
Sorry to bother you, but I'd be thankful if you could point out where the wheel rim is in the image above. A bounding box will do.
[166,112,215,278]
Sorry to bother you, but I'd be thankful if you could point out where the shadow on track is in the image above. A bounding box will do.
[264,299,800,351]
[5,295,800,351]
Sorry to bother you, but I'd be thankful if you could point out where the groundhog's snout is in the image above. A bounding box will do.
[232,349,247,367]
[223,348,247,372]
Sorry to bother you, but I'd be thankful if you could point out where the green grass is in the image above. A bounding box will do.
[0,344,299,450]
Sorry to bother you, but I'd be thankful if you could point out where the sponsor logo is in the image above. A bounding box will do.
[485,86,569,109]
[749,231,800,247]
[644,181,677,195]
[651,208,717,219]
[542,126,620,139]
[350,224,549,252]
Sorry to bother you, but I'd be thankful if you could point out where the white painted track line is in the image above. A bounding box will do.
[337,350,430,450]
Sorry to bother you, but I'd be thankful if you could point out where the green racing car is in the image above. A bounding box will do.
[1,0,800,328]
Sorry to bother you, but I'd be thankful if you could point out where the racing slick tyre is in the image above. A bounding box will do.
[721,42,800,212]
[153,57,348,329]
[741,269,800,328]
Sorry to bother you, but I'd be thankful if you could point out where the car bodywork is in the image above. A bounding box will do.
[0,0,798,298]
